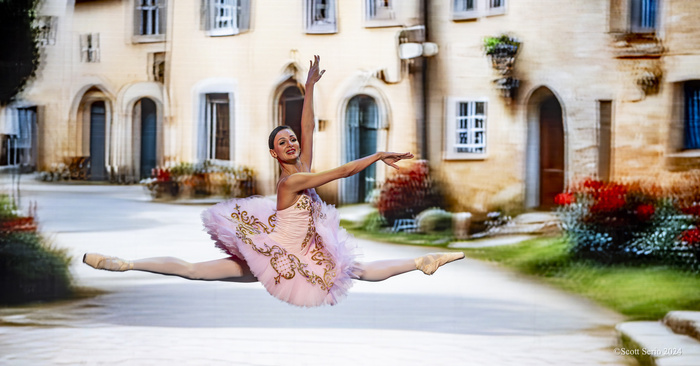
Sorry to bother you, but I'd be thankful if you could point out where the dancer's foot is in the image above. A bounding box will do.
[415,252,465,275]
[83,253,133,272]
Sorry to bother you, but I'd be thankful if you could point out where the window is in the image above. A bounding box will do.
[134,0,166,41]
[1,107,36,168]
[488,0,506,15]
[305,0,337,34]
[630,0,658,33]
[205,93,231,160]
[452,0,506,20]
[80,33,100,63]
[366,0,394,21]
[453,0,477,20]
[203,0,251,36]
[684,81,700,150]
[444,98,487,160]
[35,16,57,46]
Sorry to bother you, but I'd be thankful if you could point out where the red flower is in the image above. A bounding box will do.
[636,204,655,221]
[681,228,700,246]
[156,169,171,182]
[681,204,700,217]
[554,193,575,205]
[583,179,604,191]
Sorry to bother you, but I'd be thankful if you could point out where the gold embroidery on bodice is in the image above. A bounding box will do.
[231,195,337,291]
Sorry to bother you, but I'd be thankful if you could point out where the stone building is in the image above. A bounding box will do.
[5,0,699,213]
[426,0,700,212]
[3,0,423,204]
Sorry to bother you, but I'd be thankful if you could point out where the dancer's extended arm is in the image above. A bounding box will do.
[300,55,325,169]
[280,151,413,194]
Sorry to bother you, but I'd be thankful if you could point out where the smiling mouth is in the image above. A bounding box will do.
[286,149,296,154]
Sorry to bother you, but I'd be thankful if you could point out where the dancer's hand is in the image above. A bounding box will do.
[306,55,325,86]
[379,152,414,169]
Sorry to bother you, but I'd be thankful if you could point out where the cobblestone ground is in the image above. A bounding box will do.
[0,182,637,365]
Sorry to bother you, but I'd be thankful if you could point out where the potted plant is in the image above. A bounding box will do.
[484,35,521,74]
[484,35,521,100]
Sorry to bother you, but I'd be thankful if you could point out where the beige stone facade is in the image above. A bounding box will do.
[5,0,422,204]
[427,0,700,213]
[4,0,700,213]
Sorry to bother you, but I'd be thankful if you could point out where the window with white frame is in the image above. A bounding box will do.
[80,33,100,63]
[203,0,251,36]
[630,0,658,33]
[452,0,506,20]
[205,93,231,161]
[453,0,478,20]
[444,98,487,159]
[134,0,166,40]
[305,0,337,34]
[35,16,57,46]
[366,0,394,21]
[487,0,506,15]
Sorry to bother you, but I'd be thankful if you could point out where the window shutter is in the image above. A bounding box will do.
[685,81,700,150]
[158,0,167,35]
[328,0,337,27]
[201,0,210,30]
[92,33,100,62]
[134,1,142,35]
[239,0,251,32]
[80,33,88,62]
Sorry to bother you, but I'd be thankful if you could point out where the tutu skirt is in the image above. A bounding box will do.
[201,194,359,307]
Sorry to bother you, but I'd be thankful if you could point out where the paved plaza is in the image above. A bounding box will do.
[0,180,637,365]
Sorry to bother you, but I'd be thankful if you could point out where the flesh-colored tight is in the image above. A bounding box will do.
[131,256,416,282]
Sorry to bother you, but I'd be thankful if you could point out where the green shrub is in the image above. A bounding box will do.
[0,194,73,305]
[415,208,453,234]
[0,232,73,305]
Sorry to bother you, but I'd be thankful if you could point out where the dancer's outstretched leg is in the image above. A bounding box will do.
[83,254,257,282]
[356,252,464,282]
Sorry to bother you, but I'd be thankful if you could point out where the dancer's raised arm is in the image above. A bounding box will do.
[280,151,413,195]
[300,55,325,169]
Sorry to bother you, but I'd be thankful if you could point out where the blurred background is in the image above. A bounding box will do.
[2,1,700,365]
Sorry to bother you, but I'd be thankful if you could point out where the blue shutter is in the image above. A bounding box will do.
[685,81,700,150]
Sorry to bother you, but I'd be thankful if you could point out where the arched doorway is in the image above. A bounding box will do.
[344,95,379,204]
[135,98,157,179]
[278,85,304,142]
[526,87,565,209]
[89,101,107,181]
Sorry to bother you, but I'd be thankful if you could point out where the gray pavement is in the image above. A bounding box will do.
[0,178,636,365]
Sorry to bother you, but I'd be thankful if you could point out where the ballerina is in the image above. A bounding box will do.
[83,55,464,307]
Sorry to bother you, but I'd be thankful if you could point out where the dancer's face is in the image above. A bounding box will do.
[270,128,300,162]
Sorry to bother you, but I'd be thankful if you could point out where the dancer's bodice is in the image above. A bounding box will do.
[269,190,322,253]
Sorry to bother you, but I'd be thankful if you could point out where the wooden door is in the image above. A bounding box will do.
[539,97,564,208]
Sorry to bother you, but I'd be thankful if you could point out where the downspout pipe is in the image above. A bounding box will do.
[420,0,429,160]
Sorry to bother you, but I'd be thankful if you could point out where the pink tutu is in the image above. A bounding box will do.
[201,191,360,307]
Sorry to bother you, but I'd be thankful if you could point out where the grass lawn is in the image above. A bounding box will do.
[463,236,700,320]
[341,219,453,246]
[342,219,700,320]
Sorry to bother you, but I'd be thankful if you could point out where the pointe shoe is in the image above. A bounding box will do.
[83,253,133,272]
[415,252,465,275]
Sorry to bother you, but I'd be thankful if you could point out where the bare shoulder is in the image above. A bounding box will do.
[276,176,302,210]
